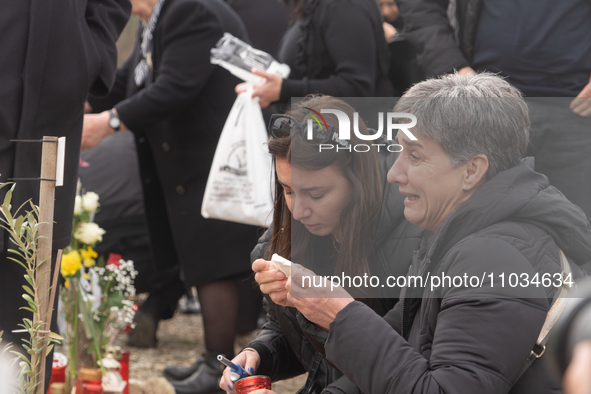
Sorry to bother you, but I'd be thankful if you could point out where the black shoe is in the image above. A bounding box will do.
[163,353,205,382]
[127,310,158,348]
[170,352,226,394]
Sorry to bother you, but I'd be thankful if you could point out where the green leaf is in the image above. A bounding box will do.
[20,306,37,315]
[7,248,25,258]
[0,182,14,193]
[24,274,33,287]
[10,350,29,364]
[48,332,64,341]
[37,255,51,269]
[15,199,31,218]
[22,285,35,297]
[7,256,27,270]
[14,215,24,237]
[22,294,34,305]
[46,344,54,354]
[2,183,15,212]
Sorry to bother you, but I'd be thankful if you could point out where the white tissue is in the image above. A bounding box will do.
[271,253,292,276]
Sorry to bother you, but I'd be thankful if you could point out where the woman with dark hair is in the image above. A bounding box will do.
[219,95,422,394]
[236,0,393,109]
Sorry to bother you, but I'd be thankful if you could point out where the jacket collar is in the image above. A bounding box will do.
[424,157,591,268]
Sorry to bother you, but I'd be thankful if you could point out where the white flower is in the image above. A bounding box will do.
[81,191,100,213]
[74,222,106,245]
[74,195,82,215]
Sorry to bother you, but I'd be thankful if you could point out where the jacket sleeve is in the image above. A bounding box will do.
[88,52,134,112]
[246,296,307,381]
[396,0,469,77]
[321,375,363,394]
[324,238,551,394]
[84,0,132,97]
[114,0,224,131]
[279,1,380,100]
[247,228,306,381]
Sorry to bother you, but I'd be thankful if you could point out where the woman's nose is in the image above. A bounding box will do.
[387,154,407,185]
[291,195,311,221]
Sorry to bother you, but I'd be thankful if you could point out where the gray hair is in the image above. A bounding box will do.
[394,72,530,179]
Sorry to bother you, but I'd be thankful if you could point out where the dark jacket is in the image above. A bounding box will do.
[247,149,424,394]
[397,0,591,79]
[278,0,393,102]
[89,0,260,286]
[395,0,479,78]
[324,157,591,394]
[1,0,130,250]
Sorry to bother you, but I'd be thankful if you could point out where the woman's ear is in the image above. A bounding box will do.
[462,154,489,191]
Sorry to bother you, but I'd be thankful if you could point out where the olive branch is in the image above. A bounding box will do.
[0,183,64,394]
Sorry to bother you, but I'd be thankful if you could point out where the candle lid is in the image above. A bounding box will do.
[79,367,102,380]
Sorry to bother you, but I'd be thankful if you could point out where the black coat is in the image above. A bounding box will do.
[1,0,131,250]
[324,158,591,394]
[246,149,424,394]
[89,0,260,286]
[277,0,393,102]
[0,0,130,377]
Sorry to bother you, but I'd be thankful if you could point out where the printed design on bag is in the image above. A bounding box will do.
[220,141,247,176]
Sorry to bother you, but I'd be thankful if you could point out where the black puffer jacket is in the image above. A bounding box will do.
[324,157,591,394]
[247,149,424,394]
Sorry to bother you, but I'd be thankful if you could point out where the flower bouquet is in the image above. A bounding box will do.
[60,189,137,385]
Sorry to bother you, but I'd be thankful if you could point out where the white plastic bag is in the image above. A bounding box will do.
[201,90,273,227]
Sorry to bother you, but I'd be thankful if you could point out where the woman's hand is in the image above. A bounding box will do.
[220,349,261,392]
[235,69,283,109]
[252,259,294,307]
[286,265,354,331]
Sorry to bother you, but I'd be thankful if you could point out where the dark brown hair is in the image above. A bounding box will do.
[266,96,383,279]
[283,0,310,21]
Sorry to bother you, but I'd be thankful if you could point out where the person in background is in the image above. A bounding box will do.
[0,0,130,386]
[396,0,591,219]
[237,0,393,110]
[81,1,259,393]
[379,0,401,41]
[377,0,422,95]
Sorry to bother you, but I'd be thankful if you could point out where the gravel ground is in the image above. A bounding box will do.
[114,311,307,394]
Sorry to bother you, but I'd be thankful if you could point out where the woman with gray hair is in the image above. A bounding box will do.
[282,73,591,394]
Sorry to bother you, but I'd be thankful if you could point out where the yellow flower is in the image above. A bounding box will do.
[61,250,82,278]
[80,246,98,268]
[64,280,69,289]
